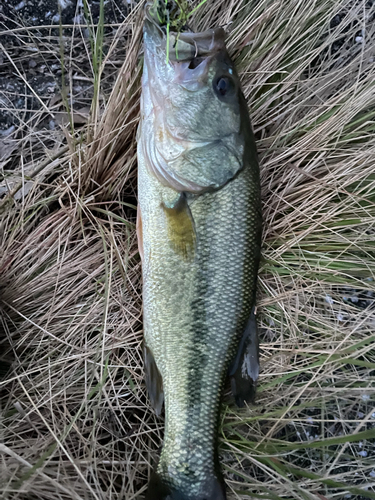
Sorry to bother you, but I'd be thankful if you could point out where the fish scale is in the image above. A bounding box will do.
[137,5,261,499]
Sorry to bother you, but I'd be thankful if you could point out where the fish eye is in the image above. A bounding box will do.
[213,75,235,98]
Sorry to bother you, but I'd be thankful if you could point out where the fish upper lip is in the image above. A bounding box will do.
[144,5,164,44]
[144,2,226,61]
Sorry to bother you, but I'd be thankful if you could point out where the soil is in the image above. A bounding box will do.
[0,0,130,136]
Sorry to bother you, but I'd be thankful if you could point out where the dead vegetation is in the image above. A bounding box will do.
[1,0,375,499]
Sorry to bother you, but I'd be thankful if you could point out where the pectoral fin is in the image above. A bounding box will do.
[229,306,259,407]
[144,344,164,415]
[162,193,196,261]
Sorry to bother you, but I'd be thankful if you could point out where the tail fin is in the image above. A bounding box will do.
[145,472,226,500]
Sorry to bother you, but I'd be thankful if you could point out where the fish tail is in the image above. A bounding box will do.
[145,472,227,500]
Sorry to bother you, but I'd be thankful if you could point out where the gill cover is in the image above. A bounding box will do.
[139,11,245,194]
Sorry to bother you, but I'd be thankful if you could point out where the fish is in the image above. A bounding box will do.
[136,3,262,499]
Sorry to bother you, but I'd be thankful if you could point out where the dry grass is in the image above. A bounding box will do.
[1,0,375,499]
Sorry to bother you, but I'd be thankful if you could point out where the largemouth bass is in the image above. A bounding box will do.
[137,4,262,499]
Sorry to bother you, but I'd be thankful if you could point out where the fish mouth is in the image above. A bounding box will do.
[144,2,226,63]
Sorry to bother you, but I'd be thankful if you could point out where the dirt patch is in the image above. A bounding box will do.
[0,0,130,169]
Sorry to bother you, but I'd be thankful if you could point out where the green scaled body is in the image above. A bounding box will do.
[137,5,262,499]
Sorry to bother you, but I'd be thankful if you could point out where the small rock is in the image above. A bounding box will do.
[73,14,83,24]
[58,0,72,9]
[0,125,15,137]
[325,294,334,305]
[14,1,25,11]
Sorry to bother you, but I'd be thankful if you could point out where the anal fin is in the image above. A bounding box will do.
[229,306,259,407]
[144,344,164,415]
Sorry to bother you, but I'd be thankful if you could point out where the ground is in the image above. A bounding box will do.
[0,1,375,500]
